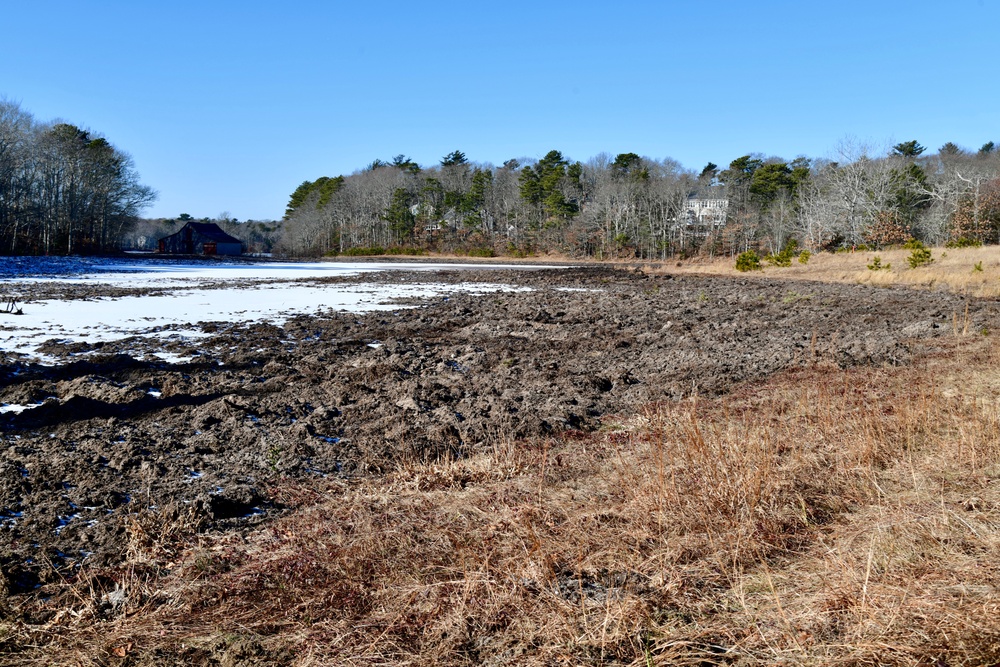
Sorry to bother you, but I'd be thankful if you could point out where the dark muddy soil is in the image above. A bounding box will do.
[1,266,995,598]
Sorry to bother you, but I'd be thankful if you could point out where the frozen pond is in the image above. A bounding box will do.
[2,258,564,285]
[0,257,560,364]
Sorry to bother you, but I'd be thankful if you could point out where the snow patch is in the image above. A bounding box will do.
[1,256,537,364]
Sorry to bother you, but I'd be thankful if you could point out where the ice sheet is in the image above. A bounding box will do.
[0,258,553,364]
[4,258,565,288]
[0,280,527,363]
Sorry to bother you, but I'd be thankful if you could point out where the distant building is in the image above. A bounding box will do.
[157,222,243,256]
[685,198,728,226]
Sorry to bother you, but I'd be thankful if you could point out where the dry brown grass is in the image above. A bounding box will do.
[647,245,1000,299]
[6,331,1000,665]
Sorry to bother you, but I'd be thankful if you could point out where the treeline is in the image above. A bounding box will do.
[0,99,156,255]
[280,150,697,258]
[280,141,1000,258]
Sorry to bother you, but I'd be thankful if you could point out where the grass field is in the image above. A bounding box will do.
[654,244,1000,299]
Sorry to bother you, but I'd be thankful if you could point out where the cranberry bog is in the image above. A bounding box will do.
[2,258,999,666]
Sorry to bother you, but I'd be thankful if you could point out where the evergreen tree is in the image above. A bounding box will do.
[939,142,963,156]
[285,180,316,218]
[441,150,468,167]
[383,188,415,240]
[892,140,926,157]
[788,157,811,196]
[749,163,794,206]
[720,155,764,186]
[892,162,931,226]
[392,154,420,174]
[611,153,649,180]
[315,176,345,208]
[461,168,493,228]
[518,150,580,222]
[699,162,719,182]
[518,166,542,206]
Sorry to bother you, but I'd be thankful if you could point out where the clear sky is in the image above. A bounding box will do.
[2,1,997,221]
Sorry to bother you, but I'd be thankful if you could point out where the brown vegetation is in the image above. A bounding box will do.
[654,244,1000,299]
[5,329,1000,665]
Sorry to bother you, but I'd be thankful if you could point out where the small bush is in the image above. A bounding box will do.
[765,239,798,267]
[342,246,386,256]
[467,247,496,258]
[973,261,984,273]
[505,242,533,258]
[906,241,934,269]
[735,250,762,272]
[946,237,983,248]
[765,251,792,267]
[868,256,891,271]
[798,250,811,264]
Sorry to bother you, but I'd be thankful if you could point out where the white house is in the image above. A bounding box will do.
[685,198,728,226]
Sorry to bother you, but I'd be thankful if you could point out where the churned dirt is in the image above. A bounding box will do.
[0,265,994,599]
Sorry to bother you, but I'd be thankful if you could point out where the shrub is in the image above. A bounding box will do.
[765,251,792,267]
[735,250,762,272]
[342,246,385,256]
[946,237,983,249]
[836,243,871,253]
[505,243,533,258]
[864,211,912,248]
[906,241,934,269]
[765,240,798,267]
[385,246,426,256]
[467,247,495,258]
[974,261,984,273]
[798,250,811,265]
[868,256,891,271]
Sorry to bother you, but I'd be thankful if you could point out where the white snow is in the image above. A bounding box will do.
[0,259,548,364]
[0,403,39,414]
[9,260,563,289]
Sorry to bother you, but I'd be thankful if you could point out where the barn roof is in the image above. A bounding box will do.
[186,222,242,244]
[161,222,242,245]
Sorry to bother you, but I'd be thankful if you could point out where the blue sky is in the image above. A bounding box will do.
[2,1,996,221]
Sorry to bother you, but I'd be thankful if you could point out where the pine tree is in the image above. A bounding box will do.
[892,140,926,157]
[383,188,416,240]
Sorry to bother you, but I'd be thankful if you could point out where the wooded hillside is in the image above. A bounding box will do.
[281,141,1000,258]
